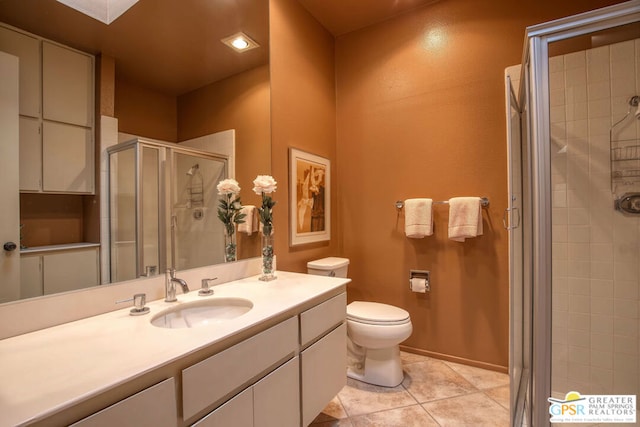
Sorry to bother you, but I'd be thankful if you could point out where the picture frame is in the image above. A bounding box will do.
[289,148,330,246]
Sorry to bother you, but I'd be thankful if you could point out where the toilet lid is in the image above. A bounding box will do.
[347,301,410,325]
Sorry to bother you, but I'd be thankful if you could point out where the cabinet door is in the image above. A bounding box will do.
[193,388,253,427]
[0,51,20,303]
[254,357,300,427]
[301,323,347,426]
[71,378,176,427]
[43,248,99,294]
[42,41,93,127]
[42,121,94,193]
[20,255,43,299]
[19,116,41,191]
[0,26,40,118]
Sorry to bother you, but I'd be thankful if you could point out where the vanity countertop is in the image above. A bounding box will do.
[0,271,348,427]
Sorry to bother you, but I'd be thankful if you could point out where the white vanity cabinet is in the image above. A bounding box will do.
[0,24,95,194]
[1,273,349,427]
[20,245,100,297]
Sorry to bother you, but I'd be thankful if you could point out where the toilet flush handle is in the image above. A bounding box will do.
[329,270,336,277]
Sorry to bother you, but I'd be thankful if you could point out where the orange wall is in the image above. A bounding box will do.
[177,65,271,259]
[115,78,178,142]
[270,0,340,271]
[334,0,624,369]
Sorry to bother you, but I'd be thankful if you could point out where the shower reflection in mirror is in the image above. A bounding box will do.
[108,138,228,283]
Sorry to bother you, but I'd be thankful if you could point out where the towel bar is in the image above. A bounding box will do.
[395,197,489,210]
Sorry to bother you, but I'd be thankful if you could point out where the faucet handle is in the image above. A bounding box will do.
[198,278,217,296]
[116,293,150,316]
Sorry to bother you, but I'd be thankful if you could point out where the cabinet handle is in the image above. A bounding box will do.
[3,242,17,252]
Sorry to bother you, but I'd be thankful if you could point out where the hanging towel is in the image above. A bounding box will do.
[238,205,258,235]
[404,198,433,238]
[448,197,483,242]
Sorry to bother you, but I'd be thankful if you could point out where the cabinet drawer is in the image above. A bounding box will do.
[70,378,176,427]
[300,292,346,347]
[301,322,346,426]
[182,316,298,421]
[192,387,253,427]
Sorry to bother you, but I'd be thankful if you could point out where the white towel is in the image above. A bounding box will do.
[404,198,433,238]
[238,205,258,235]
[448,197,483,242]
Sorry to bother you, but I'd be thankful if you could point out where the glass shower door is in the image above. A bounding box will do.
[521,3,640,425]
[170,151,228,271]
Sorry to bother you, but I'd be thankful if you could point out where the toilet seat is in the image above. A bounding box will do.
[347,301,410,326]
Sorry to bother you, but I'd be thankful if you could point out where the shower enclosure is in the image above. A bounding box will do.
[508,2,640,425]
[108,138,228,283]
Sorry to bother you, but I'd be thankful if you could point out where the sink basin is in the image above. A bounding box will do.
[151,297,253,329]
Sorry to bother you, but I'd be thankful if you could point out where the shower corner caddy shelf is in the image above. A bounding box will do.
[610,143,640,214]
[611,142,640,182]
[609,95,640,214]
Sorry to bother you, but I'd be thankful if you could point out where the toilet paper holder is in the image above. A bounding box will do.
[409,269,430,291]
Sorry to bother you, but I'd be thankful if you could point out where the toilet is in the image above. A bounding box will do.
[307,257,413,387]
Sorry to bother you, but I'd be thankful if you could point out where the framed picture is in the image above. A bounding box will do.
[289,148,330,246]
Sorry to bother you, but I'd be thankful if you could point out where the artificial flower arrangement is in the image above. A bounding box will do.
[216,179,246,262]
[253,175,277,280]
[252,175,277,236]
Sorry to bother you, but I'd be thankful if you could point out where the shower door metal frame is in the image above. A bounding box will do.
[507,68,533,427]
[521,1,640,425]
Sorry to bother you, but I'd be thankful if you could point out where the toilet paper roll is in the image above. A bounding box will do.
[410,277,427,293]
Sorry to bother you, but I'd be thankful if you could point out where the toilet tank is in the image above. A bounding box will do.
[307,257,350,278]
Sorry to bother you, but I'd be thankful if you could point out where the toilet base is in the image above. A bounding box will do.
[347,345,404,387]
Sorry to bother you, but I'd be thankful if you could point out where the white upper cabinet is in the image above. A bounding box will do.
[0,26,40,118]
[0,24,95,194]
[42,41,93,127]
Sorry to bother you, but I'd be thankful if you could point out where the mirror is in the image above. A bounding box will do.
[0,0,270,303]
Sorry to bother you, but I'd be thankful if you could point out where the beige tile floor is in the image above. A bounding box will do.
[311,351,510,427]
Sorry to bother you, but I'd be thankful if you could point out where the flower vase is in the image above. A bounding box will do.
[259,233,276,281]
[224,229,237,263]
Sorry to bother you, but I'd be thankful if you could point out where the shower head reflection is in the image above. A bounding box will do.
[186,164,199,176]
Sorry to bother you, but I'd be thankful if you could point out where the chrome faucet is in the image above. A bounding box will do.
[165,268,190,302]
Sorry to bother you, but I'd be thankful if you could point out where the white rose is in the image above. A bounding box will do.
[217,179,241,195]
[252,175,277,195]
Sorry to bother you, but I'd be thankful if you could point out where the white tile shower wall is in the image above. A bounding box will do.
[551,39,640,396]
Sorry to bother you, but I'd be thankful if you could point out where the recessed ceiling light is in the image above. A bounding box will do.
[221,32,260,53]
[56,0,138,25]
